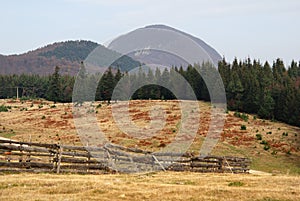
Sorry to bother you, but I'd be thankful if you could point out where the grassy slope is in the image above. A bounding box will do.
[0,99,299,174]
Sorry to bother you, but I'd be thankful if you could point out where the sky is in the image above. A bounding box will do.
[1,0,300,64]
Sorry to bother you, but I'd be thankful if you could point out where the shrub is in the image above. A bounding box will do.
[20,108,26,111]
[267,131,272,135]
[96,104,102,109]
[260,140,268,145]
[20,97,31,101]
[87,109,95,114]
[0,105,9,112]
[282,132,288,137]
[41,116,46,119]
[263,144,270,151]
[228,181,244,187]
[234,112,249,121]
[241,125,247,130]
[256,134,262,140]
[50,105,56,108]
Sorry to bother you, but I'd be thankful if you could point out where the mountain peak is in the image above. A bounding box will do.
[108,24,222,68]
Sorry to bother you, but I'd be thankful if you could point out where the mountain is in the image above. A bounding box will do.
[0,40,98,75]
[0,25,222,75]
[107,24,222,69]
[145,25,222,65]
[0,40,140,75]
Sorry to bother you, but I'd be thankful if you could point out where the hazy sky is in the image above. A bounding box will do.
[1,0,299,63]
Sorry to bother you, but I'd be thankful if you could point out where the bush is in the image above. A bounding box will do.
[263,144,270,151]
[260,140,268,145]
[0,105,9,112]
[228,181,244,187]
[256,134,262,140]
[20,107,28,111]
[20,97,31,101]
[241,125,247,130]
[267,131,272,135]
[87,109,95,114]
[282,132,288,137]
[41,115,46,119]
[234,112,249,122]
[50,105,56,108]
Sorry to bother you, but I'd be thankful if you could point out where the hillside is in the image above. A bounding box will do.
[0,99,299,174]
[0,41,95,75]
[0,24,224,75]
[0,40,140,75]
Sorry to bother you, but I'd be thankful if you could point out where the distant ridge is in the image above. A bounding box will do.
[0,40,141,75]
[0,25,222,75]
[0,40,99,75]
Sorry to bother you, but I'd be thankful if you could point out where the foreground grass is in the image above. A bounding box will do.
[0,172,299,201]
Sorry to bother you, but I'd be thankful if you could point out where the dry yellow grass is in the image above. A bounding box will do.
[0,99,299,174]
[0,172,299,201]
[0,99,299,200]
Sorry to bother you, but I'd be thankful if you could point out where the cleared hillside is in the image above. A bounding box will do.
[0,99,299,174]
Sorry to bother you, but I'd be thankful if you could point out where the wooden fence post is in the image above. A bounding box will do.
[223,157,233,174]
[56,147,63,174]
[152,155,166,172]
[26,141,31,169]
[219,158,224,173]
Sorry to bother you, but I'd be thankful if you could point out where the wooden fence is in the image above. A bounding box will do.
[0,139,250,174]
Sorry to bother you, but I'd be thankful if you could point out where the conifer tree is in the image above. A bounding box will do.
[47,66,61,103]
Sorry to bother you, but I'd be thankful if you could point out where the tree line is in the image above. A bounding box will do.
[219,58,300,126]
[0,58,299,126]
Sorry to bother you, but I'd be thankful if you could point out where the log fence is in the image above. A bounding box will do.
[0,139,250,174]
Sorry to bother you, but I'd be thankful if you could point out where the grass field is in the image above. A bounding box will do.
[0,98,299,200]
[0,172,299,201]
[0,99,299,174]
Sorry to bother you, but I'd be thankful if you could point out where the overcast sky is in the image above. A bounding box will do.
[1,0,299,63]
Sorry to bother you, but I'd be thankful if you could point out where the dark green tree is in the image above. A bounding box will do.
[46,66,61,103]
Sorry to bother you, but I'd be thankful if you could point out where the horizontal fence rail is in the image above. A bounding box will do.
[0,139,250,174]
